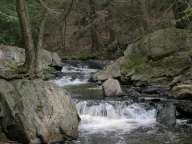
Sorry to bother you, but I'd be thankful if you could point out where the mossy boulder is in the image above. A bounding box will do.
[121,51,191,83]
[94,28,192,84]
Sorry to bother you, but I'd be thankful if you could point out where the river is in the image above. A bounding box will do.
[52,62,192,144]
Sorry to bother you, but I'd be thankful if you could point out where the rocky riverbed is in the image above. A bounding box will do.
[93,28,192,124]
[0,46,192,143]
[52,62,192,144]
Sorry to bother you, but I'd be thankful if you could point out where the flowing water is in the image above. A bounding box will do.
[76,100,156,132]
[53,63,192,144]
[53,63,98,86]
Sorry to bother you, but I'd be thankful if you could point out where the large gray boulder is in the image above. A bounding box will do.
[102,78,123,97]
[0,45,61,71]
[93,58,123,81]
[0,79,79,143]
[94,28,192,84]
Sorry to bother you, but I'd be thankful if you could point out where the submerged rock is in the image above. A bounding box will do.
[176,101,192,118]
[0,79,79,143]
[125,88,141,97]
[102,78,123,97]
[142,85,169,97]
[157,103,176,127]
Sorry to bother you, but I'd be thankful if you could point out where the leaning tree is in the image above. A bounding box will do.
[16,0,74,78]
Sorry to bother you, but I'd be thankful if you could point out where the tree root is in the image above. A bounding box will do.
[0,69,41,81]
[0,71,28,80]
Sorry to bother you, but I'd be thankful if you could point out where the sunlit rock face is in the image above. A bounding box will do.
[0,45,61,71]
[0,79,79,143]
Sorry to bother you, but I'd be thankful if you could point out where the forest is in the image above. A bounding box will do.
[0,0,192,144]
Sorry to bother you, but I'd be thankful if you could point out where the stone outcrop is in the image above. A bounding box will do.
[0,45,61,71]
[171,84,192,118]
[0,79,79,143]
[172,84,192,100]
[93,58,122,81]
[94,28,192,84]
[102,78,123,97]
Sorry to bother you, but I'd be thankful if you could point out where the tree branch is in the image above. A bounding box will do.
[38,0,64,14]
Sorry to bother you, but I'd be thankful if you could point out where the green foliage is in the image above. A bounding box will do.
[0,0,42,46]
[176,6,192,24]
[0,0,20,45]
[27,0,43,45]
[182,7,192,21]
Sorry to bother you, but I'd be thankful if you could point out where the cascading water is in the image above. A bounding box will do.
[64,100,157,144]
[52,63,158,144]
[76,100,156,133]
[53,64,98,86]
[53,63,192,144]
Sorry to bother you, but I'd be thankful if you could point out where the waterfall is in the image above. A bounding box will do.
[52,63,191,144]
[52,64,98,86]
[76,100,156,133]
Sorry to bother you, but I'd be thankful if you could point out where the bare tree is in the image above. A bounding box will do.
[16,0,37,76]
[15,0,74,78]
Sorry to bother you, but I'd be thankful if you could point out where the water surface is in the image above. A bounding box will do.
[53,63,192,144]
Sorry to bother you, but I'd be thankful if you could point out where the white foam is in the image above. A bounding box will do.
[53,65,98,86]
[61,65,98,73]
[76,101,156,133]
[53,76,87,86]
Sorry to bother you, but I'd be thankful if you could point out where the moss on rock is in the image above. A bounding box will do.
[94,28,192,84]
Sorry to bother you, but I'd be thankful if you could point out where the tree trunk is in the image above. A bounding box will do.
[89,0,99,52]
[16,0,36,74]
[36,11,48,72]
